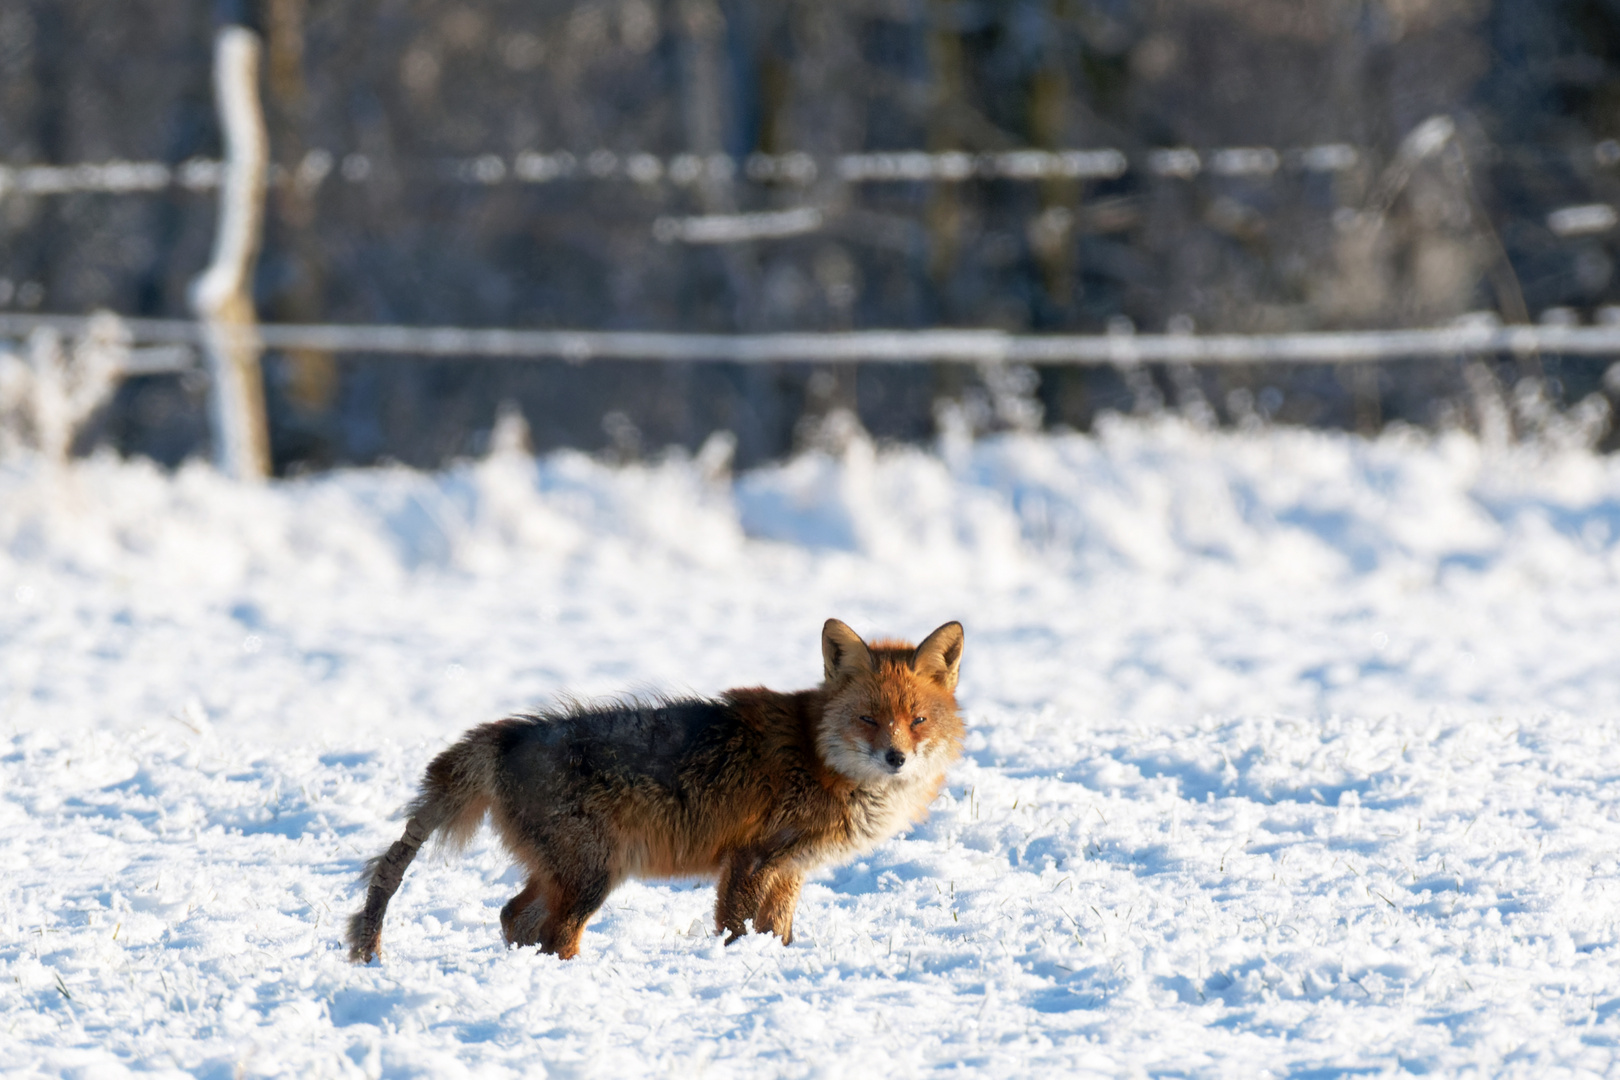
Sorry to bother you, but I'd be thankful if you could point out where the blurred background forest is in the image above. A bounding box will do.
[4,0,1620,470]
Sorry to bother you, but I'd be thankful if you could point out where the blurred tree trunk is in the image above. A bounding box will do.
[264,0,337,427]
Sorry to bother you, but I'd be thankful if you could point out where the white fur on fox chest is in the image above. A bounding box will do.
[835,771,942,858]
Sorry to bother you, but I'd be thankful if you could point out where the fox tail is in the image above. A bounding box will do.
[345,721,510,963]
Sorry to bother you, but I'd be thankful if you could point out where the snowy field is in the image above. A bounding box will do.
[4,416,1620,1077]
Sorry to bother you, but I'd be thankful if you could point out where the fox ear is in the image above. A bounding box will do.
[912,621,964,692]
[822,619,874,683]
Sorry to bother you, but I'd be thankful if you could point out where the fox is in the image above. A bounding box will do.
[346,618,965,963]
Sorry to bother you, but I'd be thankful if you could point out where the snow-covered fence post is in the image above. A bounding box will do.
[190,5,272,480]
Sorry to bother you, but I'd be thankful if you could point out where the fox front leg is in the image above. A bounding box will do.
[714,848,800,944]
[752,869,803,944]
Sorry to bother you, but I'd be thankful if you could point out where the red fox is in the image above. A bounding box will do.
[347,618,964,962]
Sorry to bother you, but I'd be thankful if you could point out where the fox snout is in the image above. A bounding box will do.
[861,728,916,776]
[859,719,916,774]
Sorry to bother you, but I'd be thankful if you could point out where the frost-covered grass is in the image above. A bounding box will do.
[3,419,1619,1077]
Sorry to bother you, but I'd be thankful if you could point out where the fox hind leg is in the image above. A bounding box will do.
[495,819,615,959]
[535,867,613,960]
[500,878,548,947]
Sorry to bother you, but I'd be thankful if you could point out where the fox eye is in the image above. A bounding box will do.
[859,715,878,727]
[910,715,927,727]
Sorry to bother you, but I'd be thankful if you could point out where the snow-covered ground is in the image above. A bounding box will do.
[3,417,1620,1077]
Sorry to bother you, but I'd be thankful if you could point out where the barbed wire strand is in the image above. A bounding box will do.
[4,137,1619,193]
[7,141,1620,245]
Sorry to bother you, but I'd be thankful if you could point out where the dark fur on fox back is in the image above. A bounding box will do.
[346,619,964,963]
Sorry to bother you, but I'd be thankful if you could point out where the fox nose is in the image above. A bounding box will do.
[884,749,906,770]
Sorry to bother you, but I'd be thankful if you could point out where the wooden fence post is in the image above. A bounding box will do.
[191,16,272,480]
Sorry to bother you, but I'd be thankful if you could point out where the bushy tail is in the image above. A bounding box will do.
[345,721,512,963]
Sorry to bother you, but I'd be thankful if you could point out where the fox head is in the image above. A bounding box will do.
[816,618,965,786]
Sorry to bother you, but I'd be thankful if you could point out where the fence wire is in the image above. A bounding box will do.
[5,137,1619,193]
[7,313,1620,369]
